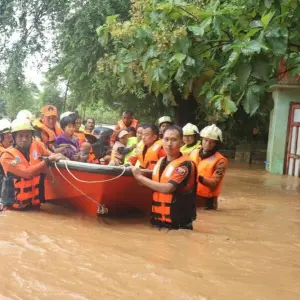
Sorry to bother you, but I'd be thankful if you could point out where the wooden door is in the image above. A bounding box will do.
[286,103,300,177]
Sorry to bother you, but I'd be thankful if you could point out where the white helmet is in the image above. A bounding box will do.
[158,116,173,127]
[60,111,74,120]
[182,123,199,135]
[0,119,11,134]
[16,110,34,121]
[11,118,34,133]
[200,124,223,142]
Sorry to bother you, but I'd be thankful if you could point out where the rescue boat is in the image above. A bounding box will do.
[45,160,153,216]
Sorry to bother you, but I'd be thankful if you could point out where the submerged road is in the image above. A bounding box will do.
[0,164,299,300]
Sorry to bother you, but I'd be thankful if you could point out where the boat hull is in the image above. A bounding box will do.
[45,161,153,216]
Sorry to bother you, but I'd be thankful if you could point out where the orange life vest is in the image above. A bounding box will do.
[0,144,7,154]
[1,142,46,209]
[138,140,164,170]
[152,156,197,225]
[117,119,139,130]
[190,149,228,198]
[33,119,62,150]
[74,131,87,146]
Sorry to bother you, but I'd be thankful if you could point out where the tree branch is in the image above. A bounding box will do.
[178,7,200,22]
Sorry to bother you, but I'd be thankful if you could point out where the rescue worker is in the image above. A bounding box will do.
[0,118,64,210]
[190,124,228,210]
[111,110,139,145]
[0,119,13,199]
[158,116,173,138]
[131,126,197,230]
[16,110,34,121]
[180,123,201,155]
[33,105,62,151]
[115,110,139,131]
[0,119,13,153]
[128,124,165,170]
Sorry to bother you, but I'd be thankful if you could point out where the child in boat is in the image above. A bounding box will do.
[55,113,81,160]
[79,141,92,163]
[109,130,129,166]
[124,127,138,164]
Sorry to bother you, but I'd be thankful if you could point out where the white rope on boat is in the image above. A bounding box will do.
[53,162,109,215]
[63,160,127,183]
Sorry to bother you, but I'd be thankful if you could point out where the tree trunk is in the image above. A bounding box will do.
[173,94,198,126]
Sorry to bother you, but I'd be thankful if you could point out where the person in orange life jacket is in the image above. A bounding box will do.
[33,105,63,152]
[128,124,166,170]
[0,119,14,199]
[190,124,228,210]
[0,119,13,153]
[0,118,64,210]
[158,116,173,139]
[111,110,139,145]
[131,126,197,230]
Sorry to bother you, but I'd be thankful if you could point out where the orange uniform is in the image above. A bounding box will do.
[74,131,87,146]
[0,141,51,209]
[151,155,197,228]
[33,119,62,150]
[129,140,166,170]
[190,149,228,208]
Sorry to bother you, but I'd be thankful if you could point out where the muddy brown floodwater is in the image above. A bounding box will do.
[0,164,299,300]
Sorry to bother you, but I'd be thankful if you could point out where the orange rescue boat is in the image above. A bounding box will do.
[45,161,153,216]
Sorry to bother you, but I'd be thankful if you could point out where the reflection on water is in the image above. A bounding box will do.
[0,165,299,300]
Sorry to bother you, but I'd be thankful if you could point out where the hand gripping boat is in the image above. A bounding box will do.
[44,160,153,216]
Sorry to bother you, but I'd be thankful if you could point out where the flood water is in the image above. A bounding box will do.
[0,165,299,300]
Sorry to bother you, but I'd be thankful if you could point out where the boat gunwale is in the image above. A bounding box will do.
[53,160,133,176]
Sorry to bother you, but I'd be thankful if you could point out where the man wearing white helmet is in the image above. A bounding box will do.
[0,119,13,153]
[16,110,34,121]
[158,116,173,138]
[181,123,201,155]
[190,124,228,210]
[0,118,64,210]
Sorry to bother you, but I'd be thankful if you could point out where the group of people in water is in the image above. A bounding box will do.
[0,105,228,230]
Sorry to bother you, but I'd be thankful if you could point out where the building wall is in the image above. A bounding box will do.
[267,86,300,174]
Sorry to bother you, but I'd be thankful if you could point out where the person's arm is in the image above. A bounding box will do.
[1,153,47,180]
[131,163,190,193]
[198,159,227,190]
[132,167,175,193]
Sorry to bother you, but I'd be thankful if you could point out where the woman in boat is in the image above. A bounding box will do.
[180,123,201,155]
[131,126,197,230]
[0,118,64,210]
[74,114,87,146]
[109,130,129,166]
[189,124,228,210]
[55,113,90,162]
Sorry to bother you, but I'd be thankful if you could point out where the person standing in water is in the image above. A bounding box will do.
[0,119,13,153]
[180,123,201,155]
[131,126,197,230]
[0,118,64,210]
[33,105,63,151]
[157,116,173,138]
[190,124,228,210]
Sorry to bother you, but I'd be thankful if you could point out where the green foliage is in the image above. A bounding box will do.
[39,83,64,114]
[97,0,300,116]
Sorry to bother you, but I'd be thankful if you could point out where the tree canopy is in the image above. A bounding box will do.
[97,0,300,116]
